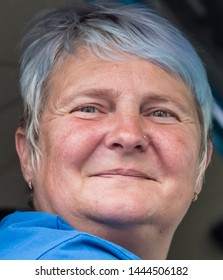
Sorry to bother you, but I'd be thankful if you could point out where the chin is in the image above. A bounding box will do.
[86,198,156,227]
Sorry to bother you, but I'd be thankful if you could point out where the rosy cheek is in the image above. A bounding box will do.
[46,119,102,163]
[152,129,199,175]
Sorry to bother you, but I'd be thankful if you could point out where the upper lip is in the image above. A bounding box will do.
[90,168,154,180]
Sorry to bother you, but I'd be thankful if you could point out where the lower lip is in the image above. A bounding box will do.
[92,174,149,180]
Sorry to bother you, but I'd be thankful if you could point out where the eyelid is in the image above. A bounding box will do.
[152,109,175,117]
[143,107,177,116]
[70,103,106,114]
[142,108,182,124]
[78,105,100,113]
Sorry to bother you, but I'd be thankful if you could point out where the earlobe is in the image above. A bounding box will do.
[15,127,33,182]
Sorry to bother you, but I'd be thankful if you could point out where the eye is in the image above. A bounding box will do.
[78,105,99,113]
[73,105,100,113]
[152,110,173,118]
[70,104,104,119]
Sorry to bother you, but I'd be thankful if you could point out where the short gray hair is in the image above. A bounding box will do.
[19,1,212,177]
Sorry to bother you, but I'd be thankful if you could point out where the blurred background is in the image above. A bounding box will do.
[0,0,223,259]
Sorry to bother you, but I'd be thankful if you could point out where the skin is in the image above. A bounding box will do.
[16,49,212,259]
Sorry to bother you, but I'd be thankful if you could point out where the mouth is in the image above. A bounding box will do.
[90,168,154,181]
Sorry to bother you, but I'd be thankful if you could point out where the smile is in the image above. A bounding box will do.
[90,169,154,180]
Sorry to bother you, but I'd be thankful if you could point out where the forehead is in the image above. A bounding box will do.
[47,48,195,108]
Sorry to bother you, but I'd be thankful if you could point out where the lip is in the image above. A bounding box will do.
[90,168,154,180]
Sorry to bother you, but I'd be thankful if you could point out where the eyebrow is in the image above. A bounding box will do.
[141,93,193,114]
[59,87,194,115]
[59,88,121,106]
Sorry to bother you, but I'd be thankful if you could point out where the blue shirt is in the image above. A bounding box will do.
[0,211,140,260]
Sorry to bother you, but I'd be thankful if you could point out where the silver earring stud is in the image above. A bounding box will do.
[28,180,33,190]
[192,192,198,202]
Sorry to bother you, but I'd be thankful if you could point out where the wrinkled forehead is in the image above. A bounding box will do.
[44,48,199,118]
[49,45,193,90]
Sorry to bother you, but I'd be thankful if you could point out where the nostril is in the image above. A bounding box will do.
[105,128,149,153]
[112,143,123,149]
[135,144,143,151]
[111,142,145,152]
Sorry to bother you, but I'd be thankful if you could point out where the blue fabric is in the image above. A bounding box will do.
[0,211,140,260]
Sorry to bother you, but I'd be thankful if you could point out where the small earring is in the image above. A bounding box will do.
[192,192,198,202]
[28,180,33,190]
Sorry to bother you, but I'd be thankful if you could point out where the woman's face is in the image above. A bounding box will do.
[18,49,208,232]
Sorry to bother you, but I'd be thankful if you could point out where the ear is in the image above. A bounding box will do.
[205,140,213,169]
[15,127,34,182]
[195,140,213,194]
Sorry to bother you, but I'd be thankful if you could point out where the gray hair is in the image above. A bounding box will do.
[19,1,212,180]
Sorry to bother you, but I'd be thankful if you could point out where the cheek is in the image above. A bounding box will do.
[153,129,201,229]
[41,119,103,165]
[154,127,200,177]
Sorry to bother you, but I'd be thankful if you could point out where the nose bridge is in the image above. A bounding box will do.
[118,111,143,137]
[105,110,148,152]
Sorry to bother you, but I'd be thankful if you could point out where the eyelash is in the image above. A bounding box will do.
[150,109,175,118]
[77,105,100,113]
[70,104,102,114]
[71,105,178,121]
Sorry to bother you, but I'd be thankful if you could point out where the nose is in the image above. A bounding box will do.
[105,114,149,153]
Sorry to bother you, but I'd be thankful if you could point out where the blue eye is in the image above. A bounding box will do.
[79,106,99,113]
[152,110,172,118]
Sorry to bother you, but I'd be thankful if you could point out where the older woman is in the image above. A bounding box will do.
[0,1,212,259]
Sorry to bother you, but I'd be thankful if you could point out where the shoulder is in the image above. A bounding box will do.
[0,211,140,260]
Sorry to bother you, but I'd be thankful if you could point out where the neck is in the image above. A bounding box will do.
[102,226,171,260]
[69,217,173,259]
